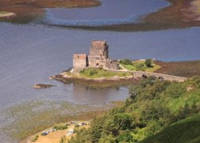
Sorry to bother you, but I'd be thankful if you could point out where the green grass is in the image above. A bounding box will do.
[32,135,39,142]
[140,114,200,143]
[60,136,67,143]
[79,68,132,78]
[53,124,68,130]
[120,59,160,72]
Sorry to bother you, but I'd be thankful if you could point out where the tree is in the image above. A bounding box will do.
[145,59,153,67]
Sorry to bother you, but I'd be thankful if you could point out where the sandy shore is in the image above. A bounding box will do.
[0,12,16,18]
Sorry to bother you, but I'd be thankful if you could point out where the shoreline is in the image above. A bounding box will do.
[50,67,187,88]
[1,0,200,31]
[0,0,101,23]
[19,60,200,142]
[0,12,16,18]
[50,73,137,88]
[56,0,200,32]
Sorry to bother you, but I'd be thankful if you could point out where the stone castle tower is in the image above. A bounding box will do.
[88,40,108,68]
[73,40,119,72]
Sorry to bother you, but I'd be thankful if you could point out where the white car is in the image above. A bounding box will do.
[66,129,74,136]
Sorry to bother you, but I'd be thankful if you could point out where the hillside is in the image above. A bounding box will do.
[69,76,200,143]
[141,115,200,143]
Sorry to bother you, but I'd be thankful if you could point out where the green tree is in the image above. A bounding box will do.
[145,59,153,67]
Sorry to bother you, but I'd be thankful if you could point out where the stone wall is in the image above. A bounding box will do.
[89,40,109,58]
[73,54,88,71]
[132,71,187,82]
[88,40,109,68]
[105,59,119,70]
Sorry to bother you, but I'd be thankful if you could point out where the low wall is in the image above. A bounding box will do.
[133,71,187,82]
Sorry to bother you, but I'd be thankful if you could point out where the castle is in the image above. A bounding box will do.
[73,40,119,72]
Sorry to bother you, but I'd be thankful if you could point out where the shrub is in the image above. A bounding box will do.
[90,117,105,142]
[104,113,133,136]
[145,59,153,67]
[60,136,67,143]
[53,124,68,130]
[32,135,39,142]
[116,131,134,143]
[120,59,133,65]
[69,77,200,143]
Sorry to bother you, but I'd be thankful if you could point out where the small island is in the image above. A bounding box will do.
[33,83,55,89]
[50,41,187,87]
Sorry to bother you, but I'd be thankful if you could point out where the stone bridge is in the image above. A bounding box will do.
[107,67,187,82]
[132,71,187,82]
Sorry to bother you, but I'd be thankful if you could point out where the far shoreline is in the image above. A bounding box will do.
[0,0,101,23]
[0,11,16,18]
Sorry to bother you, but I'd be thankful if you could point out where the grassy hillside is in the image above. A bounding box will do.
[69,76,200,143]
[141,114,200,143]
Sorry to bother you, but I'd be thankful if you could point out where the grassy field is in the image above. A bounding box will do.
[120,59,160,72]
[79,68,132,78]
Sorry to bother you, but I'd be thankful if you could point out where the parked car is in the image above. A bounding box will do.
[41,131,48,136]
[66,129,74,136]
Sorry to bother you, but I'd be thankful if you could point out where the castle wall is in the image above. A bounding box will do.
[88,40,109,68]
[73,54,88,71]
[105,60,119,70]
[89,40,108,58]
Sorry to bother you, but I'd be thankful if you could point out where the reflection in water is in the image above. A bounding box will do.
[72,84,128,105]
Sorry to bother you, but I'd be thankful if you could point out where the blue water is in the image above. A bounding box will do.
[0,23,199,110]
[0,0,200,142]
[43,0,169,26]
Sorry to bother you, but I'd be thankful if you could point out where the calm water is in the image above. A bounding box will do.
[0,0,200,142]
[43,0,168,26]
[1,23,200,108]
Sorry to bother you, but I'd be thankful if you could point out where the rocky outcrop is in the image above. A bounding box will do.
[33,84,54,89]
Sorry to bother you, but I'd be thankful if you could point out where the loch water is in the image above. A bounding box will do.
[0,0,200,142]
